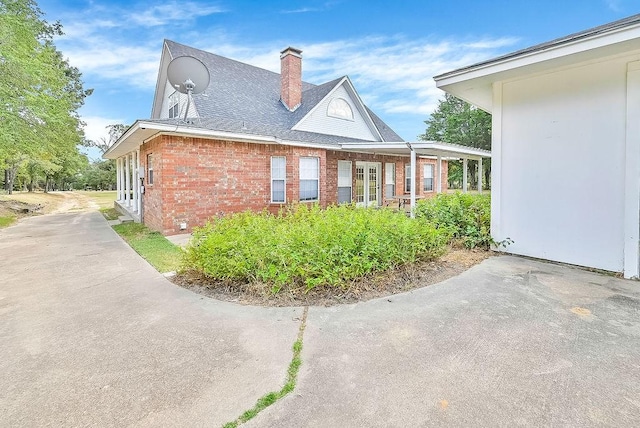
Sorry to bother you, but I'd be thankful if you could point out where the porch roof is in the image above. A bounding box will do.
[340,141,491,160]
[103,120,491,161]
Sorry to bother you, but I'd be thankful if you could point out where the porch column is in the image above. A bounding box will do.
[125,153,131,207]
[120,157,126,202]
[478,158,483,194]
[136,148,142,215]
[436,155,442,193]
[116,158,122,201]
[410,147,416,218]
[462,158,468,193]
[132,151,138,213]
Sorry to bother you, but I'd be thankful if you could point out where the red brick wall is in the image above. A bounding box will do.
[326,151,448,206]
[139,135,449,235]
[140,135,327,234]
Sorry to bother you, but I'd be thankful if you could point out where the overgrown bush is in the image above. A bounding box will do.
[415,193,491,249]
[183,204,450,291]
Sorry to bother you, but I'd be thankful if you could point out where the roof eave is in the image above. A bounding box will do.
[434,17,640,112]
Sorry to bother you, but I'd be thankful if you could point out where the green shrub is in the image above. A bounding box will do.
[183,204,450,291]
[415,192,491,249]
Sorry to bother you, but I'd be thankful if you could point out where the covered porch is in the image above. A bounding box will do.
[341,141,491,217]
[114,149,142,222]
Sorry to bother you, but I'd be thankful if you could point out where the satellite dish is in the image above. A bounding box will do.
[167,56,210,120]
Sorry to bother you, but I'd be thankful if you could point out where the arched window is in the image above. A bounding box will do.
[327,98,354,120]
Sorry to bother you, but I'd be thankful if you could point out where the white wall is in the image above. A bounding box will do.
[294,85,379,141]
[156,81,198,119]
[495,54,640,272]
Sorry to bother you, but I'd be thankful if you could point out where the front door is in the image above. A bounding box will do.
[355,162,381,207]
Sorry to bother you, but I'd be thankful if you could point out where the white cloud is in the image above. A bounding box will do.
[130,2,225,27]
[51,1,518,140]
[82,115,127,143]
[604,0,621,11]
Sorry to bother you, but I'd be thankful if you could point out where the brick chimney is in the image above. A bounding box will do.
[280,47,302,111]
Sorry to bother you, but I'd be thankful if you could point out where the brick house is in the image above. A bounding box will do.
[104,40,489,235]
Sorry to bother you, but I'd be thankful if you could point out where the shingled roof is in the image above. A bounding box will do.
[161,40,403,143]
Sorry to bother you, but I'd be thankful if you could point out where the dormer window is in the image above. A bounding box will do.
[327,98,354,120]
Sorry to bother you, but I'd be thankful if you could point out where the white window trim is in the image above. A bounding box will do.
[299,156,320,202]
[327,98,355,121]
[271,156,286,203]
[404,163,411,193]
[337,160,352,203]
[147,154,154,186]
[423,164,434,192]
[385,162,396,198]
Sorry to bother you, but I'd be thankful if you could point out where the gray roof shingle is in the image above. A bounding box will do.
[164,40,403,143]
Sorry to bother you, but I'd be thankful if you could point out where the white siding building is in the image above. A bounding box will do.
[435,14,640,278]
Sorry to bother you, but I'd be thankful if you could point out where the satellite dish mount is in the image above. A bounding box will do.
[167,56,210,121]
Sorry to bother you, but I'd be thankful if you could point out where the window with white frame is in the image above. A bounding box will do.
[327,98,354,120]
[147,154,154,185]
[423,164,434,192]
[385,163,395,198]
[168,92,179,119]
[271,156,286,203]
[337,160,352,203]
[404,163,411,193]
[299,157,319,201]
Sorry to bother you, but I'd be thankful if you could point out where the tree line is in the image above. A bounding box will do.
[1,0,90,194]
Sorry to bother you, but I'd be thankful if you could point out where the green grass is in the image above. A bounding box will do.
[0,215,17,228]
[76,190,117,209]
[100,208,120,220]
[184,204,450,292]
[223,307,308,428]
[112,223,183,273]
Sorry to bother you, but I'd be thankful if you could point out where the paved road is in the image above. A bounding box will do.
[2,212,640,427]
[0,212,302,427]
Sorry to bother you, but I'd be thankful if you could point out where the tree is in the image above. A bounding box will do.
[0,0,92,193]
[84,123,129,155]
[419,93,491,189]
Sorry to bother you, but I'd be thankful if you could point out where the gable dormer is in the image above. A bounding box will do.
[292,77,383,141]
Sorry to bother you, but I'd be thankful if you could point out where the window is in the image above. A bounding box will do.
[327,98,354,120]
[385,163,395,198]
[299,157,319,201]
[147,154,154,185]
[337,160,352,203]
[271,156,286,203]
[404,164,411,193]
[169,103,179,119]
[423,164,434,192]
[168,92,180,119]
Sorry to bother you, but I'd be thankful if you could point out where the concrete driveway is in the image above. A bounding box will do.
[2,212,639,427]
[0,212,302,427]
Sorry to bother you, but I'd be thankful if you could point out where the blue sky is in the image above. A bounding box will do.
[38,0,638,160]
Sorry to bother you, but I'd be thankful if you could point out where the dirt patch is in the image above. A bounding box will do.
[171,246,494,307]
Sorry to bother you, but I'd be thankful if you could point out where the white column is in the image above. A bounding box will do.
[116,158,121,201]
[491,82,503,248]
[136,148,142,215]
[624,61,640,278]
[125,153,131,207]
[478,158,483,194]
[132,151,138,213]
[436,155,442,193]
[120,157,126,202]
[410,148,416,218]
[462,158,468,193]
